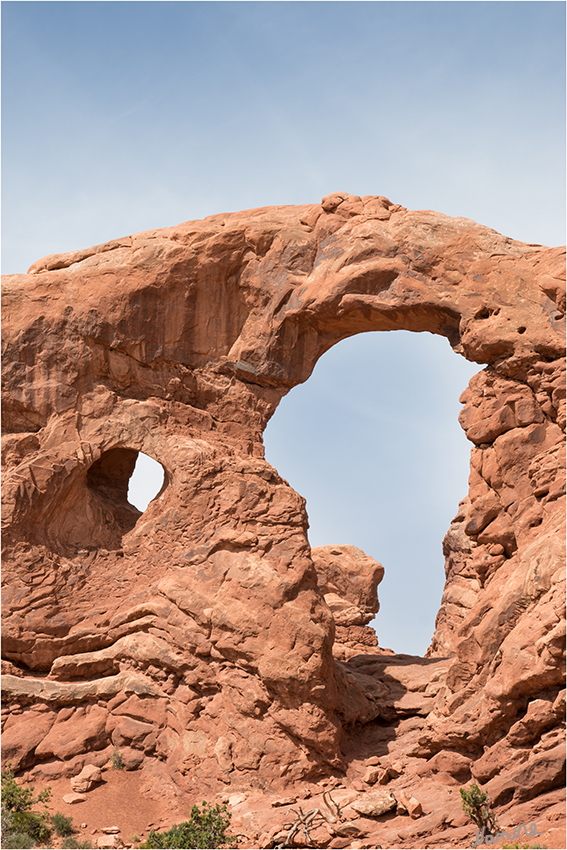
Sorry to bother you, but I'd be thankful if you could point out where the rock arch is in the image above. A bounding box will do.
[2,194,564,820]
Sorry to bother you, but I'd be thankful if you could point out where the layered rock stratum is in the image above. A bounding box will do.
[2,192,565,847]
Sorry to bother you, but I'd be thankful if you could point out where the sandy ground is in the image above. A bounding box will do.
[26,765,567,850]
[29,768,192,848]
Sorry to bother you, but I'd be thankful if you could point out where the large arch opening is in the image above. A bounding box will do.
[264,330,480,656]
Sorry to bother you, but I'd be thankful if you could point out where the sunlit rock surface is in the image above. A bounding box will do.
[2,192,564,843]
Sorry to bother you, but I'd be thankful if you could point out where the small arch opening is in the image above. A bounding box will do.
[84,449,166,550]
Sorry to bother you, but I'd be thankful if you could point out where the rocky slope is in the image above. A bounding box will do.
[2,192,565,846]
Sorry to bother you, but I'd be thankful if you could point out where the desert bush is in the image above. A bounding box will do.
[52,810,75,836]
[1,805,36,849]
[460,782,498,835]
[111,749,125,770]
[141,802,235,849]
[61,838,93,849]
[1,763,52,846]
[1,764,51,815]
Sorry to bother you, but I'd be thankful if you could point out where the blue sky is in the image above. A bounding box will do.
[3,2,565,654]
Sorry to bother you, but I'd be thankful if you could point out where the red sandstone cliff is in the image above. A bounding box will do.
[2,193,565,847]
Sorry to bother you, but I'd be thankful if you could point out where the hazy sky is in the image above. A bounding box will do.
[3,2,565,654]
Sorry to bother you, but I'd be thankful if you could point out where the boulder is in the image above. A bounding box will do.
[70,764,103,793]
[397,790,423,819]
[363,766,381,785]
[97,836,123,850]
[351,791,397,817]
[62,793,87,804]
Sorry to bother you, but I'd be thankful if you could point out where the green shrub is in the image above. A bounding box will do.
[460,782,499,835]
[13,810,52,844]
[1,763,52,846]
[111,749,125,770]
[52,810,75,836]
[141,802,235,849]
[1,829,37,848]
[1,764,51,814]
[502,844,547,849]
[61,838,93,849]
[1,806,36,849]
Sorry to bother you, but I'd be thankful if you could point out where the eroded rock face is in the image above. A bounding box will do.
[2,193,565,814]
[312,545,384,658]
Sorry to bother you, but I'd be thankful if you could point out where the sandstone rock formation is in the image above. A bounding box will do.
[70,763,103,793]
[311,545,383,658]
[2,192,565,843]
